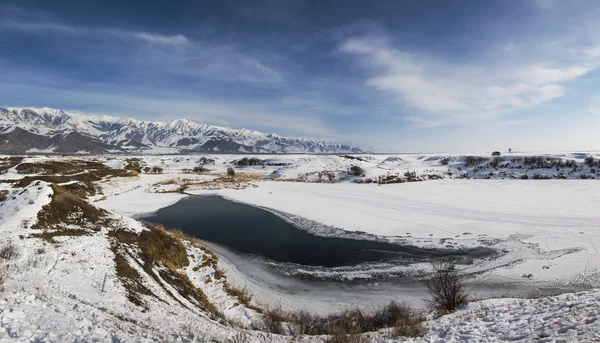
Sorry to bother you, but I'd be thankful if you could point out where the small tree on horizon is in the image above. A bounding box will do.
[508,148,512,153]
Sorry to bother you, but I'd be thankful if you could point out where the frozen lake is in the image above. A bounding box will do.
[146,195,495,276]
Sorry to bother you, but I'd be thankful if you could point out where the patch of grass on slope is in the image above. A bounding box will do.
[110,224,218,316]
[30,184,112,242]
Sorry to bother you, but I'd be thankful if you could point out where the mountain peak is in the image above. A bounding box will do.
[0,107,365,154]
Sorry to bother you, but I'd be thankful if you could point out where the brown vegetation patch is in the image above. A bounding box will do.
[254,301,425,337]
[185,172,263,191]
[16,160,105,175]
[138,224,189,270]
[109,229,138,245]
[108,224,220,316]
[32,184,111,230]
[111,246,155,307]
[157,268,218,314]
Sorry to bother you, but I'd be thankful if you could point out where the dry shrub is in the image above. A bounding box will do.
[0,190,10,202]
[255,306,288,335]
[224,284,252,306]
[324,328,369,343]
[256,302,425,337]
[0,242,18,261]
[391,314,426,338]
[424,259,468,314]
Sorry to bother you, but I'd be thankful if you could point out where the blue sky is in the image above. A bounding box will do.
[1,0,599,152]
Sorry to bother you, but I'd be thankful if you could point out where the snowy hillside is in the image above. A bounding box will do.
[0,154,599,342]
[0,107,364,154]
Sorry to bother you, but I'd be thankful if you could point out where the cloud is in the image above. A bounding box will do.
[341,36,599,127]
[132,32,189,45]
[1,19,189,46]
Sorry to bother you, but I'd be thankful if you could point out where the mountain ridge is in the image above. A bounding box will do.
[0,107,364,154]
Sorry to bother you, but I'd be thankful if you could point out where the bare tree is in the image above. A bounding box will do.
[227,167,235,177]
[508,148,513,153]
[424,259,468,314]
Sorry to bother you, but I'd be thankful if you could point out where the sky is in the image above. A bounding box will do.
[1,0,599,152]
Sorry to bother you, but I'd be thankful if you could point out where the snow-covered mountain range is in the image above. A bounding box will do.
[0,107,364,154]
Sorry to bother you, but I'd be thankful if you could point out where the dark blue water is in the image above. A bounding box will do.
[146,196,495,268]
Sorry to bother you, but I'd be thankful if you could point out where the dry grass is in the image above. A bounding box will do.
[224,284,252,306]
[109,229,138,245]
[253,301,425,337]
[16,160,107,175]
[33,184,110,231]
[138,224,189,270]
[324,329,369,343]
[157,268,218,314]
[109,224,219,316]
[111,247,155,307]
[14,159,136,197]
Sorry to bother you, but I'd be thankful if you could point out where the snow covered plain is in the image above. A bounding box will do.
[1,153,600,342]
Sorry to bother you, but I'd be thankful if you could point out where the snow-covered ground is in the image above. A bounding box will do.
[1,153,600,342]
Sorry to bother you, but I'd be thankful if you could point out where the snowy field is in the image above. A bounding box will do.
[1,153,600,342]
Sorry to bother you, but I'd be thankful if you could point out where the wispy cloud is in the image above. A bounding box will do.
[340,36,599,127]
[0,18,189,46]
[131,32,188,45]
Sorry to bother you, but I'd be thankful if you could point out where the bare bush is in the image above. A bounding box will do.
[585,157,597,167]
[464,156,489,166]
[227,167,235,176]
[193,166,209,173]
[424,259,468,314]
[348,165,365,177]
[0,242,18,261]
[262,306,288,334]
[234,157,264,166]
[489,157,505,169]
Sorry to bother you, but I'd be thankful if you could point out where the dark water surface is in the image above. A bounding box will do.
[146,195,495,268]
